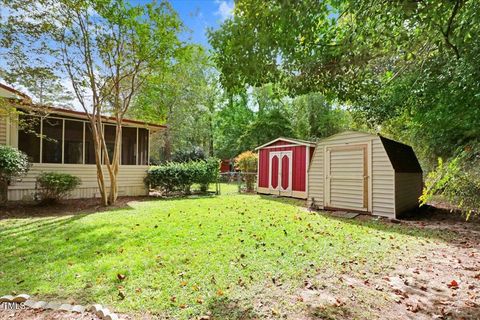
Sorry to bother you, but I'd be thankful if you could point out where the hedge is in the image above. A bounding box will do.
[146,158,220,194]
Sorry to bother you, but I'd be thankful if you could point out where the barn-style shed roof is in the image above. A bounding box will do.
[379,136,423,173]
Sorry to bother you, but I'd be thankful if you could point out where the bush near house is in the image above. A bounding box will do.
[147,158,220,194]
[35,172,81,204]
[0,145,30,204]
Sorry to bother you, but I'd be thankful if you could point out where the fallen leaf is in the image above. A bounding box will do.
[447,280,459,288]
[117,273,126,281]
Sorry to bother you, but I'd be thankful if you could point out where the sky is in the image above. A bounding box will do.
[164,0,234,47]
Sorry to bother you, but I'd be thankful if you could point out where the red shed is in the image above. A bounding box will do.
[256,137,315,199]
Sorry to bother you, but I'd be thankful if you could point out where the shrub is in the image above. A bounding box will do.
[420,142,480,219]
[172,147,206,163]
[235,151,257,192]
[147,158,220,195]
[0,145,30,204]
[35,172,81,204]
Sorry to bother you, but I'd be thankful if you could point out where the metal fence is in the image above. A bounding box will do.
[218,172,257,195]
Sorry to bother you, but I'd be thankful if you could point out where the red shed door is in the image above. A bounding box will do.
[269,151,292,195]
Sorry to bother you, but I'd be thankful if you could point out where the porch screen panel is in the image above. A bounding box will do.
[104,125,116,164]
[18,114,40,163]
[85,123,96,164]
[122,126,137,165]
[138,128,149,165]
[64,120,84,164]
[42,118,63,163]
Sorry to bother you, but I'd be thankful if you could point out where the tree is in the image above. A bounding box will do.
[0,145,30,204]
[130,45,217,162]
[289,93,351,141]
[210,0,480,214]
[2,0,182,205]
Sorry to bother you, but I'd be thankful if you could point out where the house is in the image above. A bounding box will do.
[0,83,165,201]
[256,137,316,199]
[308,131,423,219]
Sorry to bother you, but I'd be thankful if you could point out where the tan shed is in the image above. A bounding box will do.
[308,131,423,219]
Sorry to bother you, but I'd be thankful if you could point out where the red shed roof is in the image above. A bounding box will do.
[255,137,316,150]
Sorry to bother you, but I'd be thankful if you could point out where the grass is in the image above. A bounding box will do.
[0,185,447,319]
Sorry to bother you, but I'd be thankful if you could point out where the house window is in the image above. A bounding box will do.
[122,127,137,165]
[64,120,84,164]
[138,128,149,165]
[18,114,41,163]
[42,118,63,163]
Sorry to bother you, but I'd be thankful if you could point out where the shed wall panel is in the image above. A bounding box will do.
[371,138,395,217]
[395,172,423,215]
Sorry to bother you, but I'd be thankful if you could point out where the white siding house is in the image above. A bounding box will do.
[308,131,423,219]
[0,83,164,201]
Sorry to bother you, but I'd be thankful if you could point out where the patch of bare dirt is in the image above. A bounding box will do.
[0,308,101,320]
[0,196,152,220]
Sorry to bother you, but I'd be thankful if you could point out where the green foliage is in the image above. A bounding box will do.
[147,158,220,194]
[235,151,257,192]
[172,146,206,163]
[289,93,352,141]
[210,0,480,214]
[130,45,217,161]
[35,172,81,204]
[0,145,30,183]
[421,143,480,219]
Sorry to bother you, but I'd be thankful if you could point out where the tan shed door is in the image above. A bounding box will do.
[325,145,368,211]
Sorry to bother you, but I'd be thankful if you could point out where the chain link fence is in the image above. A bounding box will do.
[218,172,257,195]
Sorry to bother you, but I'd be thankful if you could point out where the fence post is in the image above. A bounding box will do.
[237,172,241,193]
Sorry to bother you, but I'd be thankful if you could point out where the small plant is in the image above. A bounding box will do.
[35,172,81,204]
[420,142,480,219]
[0,145,30,204]
[235,151,257,192]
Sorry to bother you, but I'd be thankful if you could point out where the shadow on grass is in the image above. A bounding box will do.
[205,297,258,320]
[259,193,479,246]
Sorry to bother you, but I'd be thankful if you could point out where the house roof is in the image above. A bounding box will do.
[1,83,166,130]
[255,137,316,150]
[379,136,423,173]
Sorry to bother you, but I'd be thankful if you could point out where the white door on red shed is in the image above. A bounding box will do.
[325,145,368,211]
[269,151,292,194]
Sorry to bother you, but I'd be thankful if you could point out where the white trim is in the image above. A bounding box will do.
[255,137,315,150]
[82,122,86,165]
[368,141,373,213]
[136,127,139,165]
[305,146,310,195]
[39,118,43,164]
[258,143,306,150]
[61,118,65,164]
[268,151,293,193]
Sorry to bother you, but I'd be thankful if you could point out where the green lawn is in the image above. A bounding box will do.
[0,188,446,319]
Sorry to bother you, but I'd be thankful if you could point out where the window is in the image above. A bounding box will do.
[104,125,116,164]
[122,127,137,165]
[16,113,150,166]
[18,114,40,163]
[42,118,63,163]
[138,128,149,165]
[64,120,84,164]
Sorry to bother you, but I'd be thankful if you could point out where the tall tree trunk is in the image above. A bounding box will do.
[90,119,108,206]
